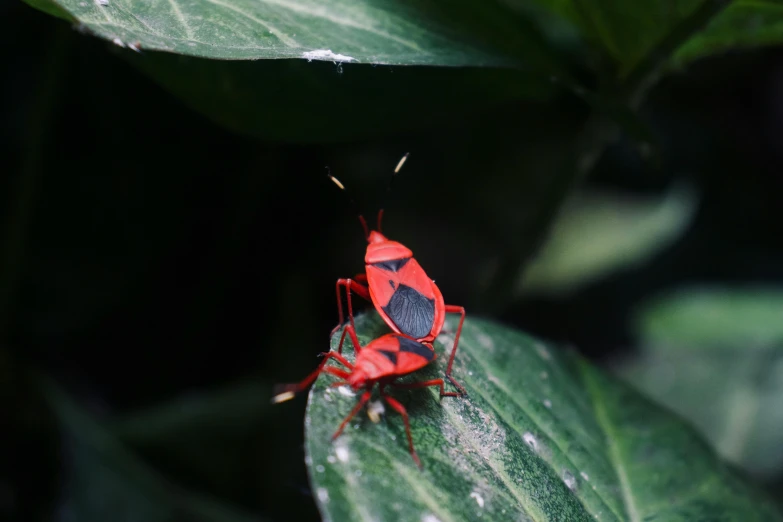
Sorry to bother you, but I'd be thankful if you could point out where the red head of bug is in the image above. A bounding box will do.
[272,324,459,467]
[326,153,468,396]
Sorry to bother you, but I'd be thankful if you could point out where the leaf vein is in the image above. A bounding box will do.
[166,0,195,39]
[465,351,624,522]
[579,363,640,522]
[202,0,299,47]
[256,0,424,52]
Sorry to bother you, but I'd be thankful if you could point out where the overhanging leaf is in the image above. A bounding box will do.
[26,0,562,69]
[615,287,783,478]
[303,313,781,521]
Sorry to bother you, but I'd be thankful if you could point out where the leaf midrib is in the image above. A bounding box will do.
[466,347,624,522]
[579,363,640,522]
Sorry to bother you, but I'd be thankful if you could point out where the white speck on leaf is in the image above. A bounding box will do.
[470,491,485,508]
[581,471,590,481]
[338,386,355,397]
[437,333,455,346]
[535,342,551,360]
[476,332,494,350]
[543,399,552,409]
[335,443,350,463]
[327,455,336,464]
[422,515,442,522]
[302,49,355,63]
[523,431,538,450]
[111,38,125,48]
[95,0,108,5]
[563,470,577,490]
[317,488,329,503]
[367,400,385,422]
[316,465,325,473]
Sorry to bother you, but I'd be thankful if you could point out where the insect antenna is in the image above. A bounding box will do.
[376,152,409,233]
[326,166,370,239]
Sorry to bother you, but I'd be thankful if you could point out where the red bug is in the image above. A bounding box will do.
[273,325,458,467]
[328,154,467,395]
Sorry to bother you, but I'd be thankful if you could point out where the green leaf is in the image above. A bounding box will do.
[616,287,783,477]
[28,0,561,69]
[23,0,74,21]
[674,0,783,66]
[108,381,273,499]
[303,313,781,521]
[547,0,707,74]
[517,183,698,297]
[38,376,263,522]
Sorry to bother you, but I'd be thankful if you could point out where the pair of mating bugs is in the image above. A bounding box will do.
[273,154,466,467]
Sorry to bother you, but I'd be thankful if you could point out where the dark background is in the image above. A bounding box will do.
[3,2,783,521]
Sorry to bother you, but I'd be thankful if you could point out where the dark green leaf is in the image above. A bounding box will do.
[109,381,273,500]
[547,0,708,74]
[674,1,783,66]
[23,0,73,21]
[26,0,561,69]
[303,313,781,521]
[616,287,783,478]
[38,376,263,522]
[111,381,269,442]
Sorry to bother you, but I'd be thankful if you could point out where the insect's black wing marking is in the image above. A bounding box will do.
[377,350,398,364]
[382,284,435,339]
[372,257,411,272]
[397,337,434,362]
[389,280,396,289]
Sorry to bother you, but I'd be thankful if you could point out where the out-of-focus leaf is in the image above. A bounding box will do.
[521,1,782,79]
[637,287,783,347]
[25,0,561,69]
[616,287,783,478]
[673,1,783,66]
[111,381,268,442]
[302,313,780,521]
[517,183,698,297]
[527,0,709,75]
[39,376,263,522]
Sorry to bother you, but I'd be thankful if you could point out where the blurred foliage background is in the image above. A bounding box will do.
[3,0,783,520]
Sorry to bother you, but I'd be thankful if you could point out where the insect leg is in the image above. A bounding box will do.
[331,277,372,346]
[332,389,373,440]
[443,305,467,395]
[337,323,365,354]
[390,378,460,398]
[380,388,421,468]
[272,352,354,403]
